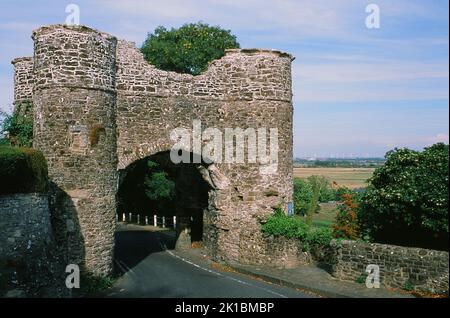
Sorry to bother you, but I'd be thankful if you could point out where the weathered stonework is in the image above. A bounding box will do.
[32,25,118,276]
[12,24,294,275]
[0,194,68,297]
[11,57,34,118]
[238,236,449,294]
[329,240,449,295]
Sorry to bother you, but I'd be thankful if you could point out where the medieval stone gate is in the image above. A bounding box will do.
[12,24,294,276]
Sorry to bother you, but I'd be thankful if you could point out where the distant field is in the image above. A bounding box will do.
[293,167,375,189]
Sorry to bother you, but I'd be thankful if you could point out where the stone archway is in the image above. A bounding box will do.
[19,24,294,276]
[116,150,224,251]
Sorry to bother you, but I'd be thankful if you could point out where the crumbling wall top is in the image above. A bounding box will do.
[32,24,116,42]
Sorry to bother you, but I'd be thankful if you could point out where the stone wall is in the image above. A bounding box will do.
[11,57,34,117]
[330,240,449,294]
[0,194,67,297]
[115,39,294,265]
[238,235,311,268]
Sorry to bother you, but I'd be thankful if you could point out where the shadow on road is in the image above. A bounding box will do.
[113,225,176,276]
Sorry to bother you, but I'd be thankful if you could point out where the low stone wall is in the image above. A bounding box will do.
[329,240,449,295]
[0,193,68,297]
[238,234,311,268]
[238,234,449,294]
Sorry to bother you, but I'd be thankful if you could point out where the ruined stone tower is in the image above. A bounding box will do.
[12,24,294,276]
[32,25,118,275]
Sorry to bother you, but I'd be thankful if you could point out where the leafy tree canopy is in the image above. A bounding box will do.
[141,22,240,75]
[359,143,449,250]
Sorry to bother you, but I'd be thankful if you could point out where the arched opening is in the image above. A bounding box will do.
[114,151,213,271]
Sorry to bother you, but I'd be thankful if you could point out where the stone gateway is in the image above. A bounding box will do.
[11,24,294,276]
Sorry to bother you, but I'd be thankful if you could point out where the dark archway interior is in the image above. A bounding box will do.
[116,151,211,244]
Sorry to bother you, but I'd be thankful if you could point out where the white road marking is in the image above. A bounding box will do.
[165,249,288,298]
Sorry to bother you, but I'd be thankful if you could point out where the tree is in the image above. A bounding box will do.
[293,178,313,215]
[0,102,33,147]
[307,175,335,203]
[359,143,449,250]
[141,22,240,75]
[305,176,321,225]
[144,160,175,201]
[332,193,360,240]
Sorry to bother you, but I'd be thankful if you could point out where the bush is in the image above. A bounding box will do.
[0,146,48,195]
[304,227,333,251]
[261,208,333,251]
[332,193,360,240]
[335,186,353,201]
[141,22,240,75]
[262,208,309,240]
[359,143,449,250]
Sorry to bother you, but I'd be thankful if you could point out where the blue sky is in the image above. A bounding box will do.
[0,0,448,157]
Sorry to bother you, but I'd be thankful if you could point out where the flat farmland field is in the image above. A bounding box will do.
[293,167,375,189]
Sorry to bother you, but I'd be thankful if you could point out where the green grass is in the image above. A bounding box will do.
[312,219,333,229]
[303,202,338,230]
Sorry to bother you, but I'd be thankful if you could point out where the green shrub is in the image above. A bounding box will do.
[262,208,309,240]
[305,227,333,249]
[0,146,48,195]
[359,143,449,250]
[262,208,333,251]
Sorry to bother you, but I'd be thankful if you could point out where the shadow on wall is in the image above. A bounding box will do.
[48,182,85,275]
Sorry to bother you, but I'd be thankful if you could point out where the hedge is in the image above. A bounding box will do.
[0,146,48,195]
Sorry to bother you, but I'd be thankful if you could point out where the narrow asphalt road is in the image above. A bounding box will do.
[106,225,314,298]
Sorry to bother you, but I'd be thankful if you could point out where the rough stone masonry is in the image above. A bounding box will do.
[11,24,295,276]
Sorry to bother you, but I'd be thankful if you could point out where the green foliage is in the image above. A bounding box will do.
[293,178,313,215]
[0,146,48,195]
[261,208,333,251]
[403,280,415,291]
[141,22,240,75]
[144,160,175,201]
[0,103,33,147]
[74,272,116,297]
[262,208,309,240]
[307,175,335,203]
[335,186,353,201]
[355,274,366,284]
[303,227,333,252]
[359,143,449,250]
[294,176,336,217]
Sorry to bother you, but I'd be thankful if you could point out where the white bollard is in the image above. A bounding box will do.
[154,215,157,227]
[162,216,166,228]
[173,216,177,229]
[145,216,149,225]
[137,214,140,224]
[122,213,125,222]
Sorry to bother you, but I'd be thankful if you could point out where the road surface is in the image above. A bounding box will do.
[106,225,314,298]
